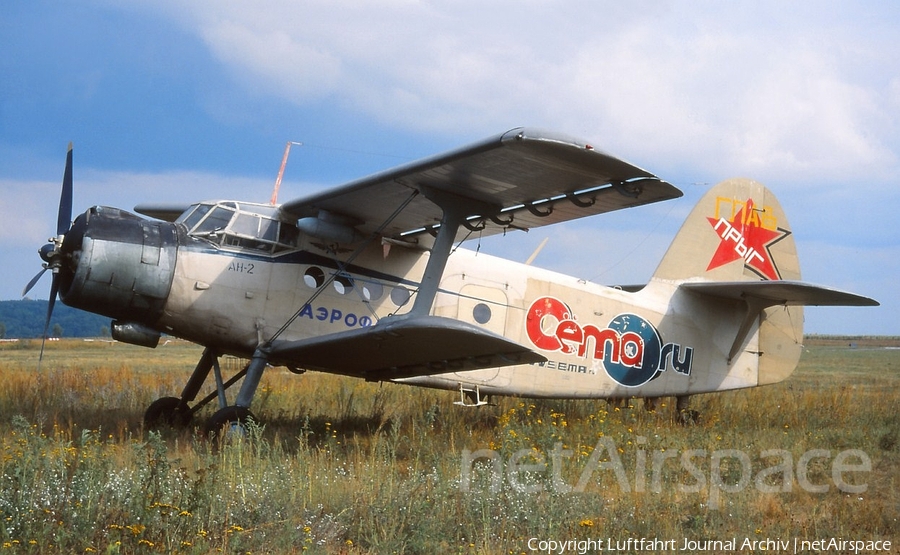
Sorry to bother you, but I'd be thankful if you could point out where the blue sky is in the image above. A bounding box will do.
[2,1,897,335]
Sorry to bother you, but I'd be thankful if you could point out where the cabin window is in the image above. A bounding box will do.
[304,267,325,288]
[473,303,492,324]
[390,286,411,307]
[361,281,384,301]
[334,274,353,295]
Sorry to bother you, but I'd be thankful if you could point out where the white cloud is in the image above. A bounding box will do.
[0,180,56,246]
[132,1,899,187]
[200,20,343,100]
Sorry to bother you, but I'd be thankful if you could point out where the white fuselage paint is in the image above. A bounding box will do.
[157,238,761,400]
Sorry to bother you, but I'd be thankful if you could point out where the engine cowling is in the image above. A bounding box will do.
[58,206,178,326]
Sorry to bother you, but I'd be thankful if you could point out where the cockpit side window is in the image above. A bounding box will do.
[194,206,234,235]
[180,204,211,230]
[182,202,298,255]
[225,213,281,253]
[232,213,278,242]
[275,222,299,252]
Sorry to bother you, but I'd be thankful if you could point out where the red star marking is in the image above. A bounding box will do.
[706,199,784,280]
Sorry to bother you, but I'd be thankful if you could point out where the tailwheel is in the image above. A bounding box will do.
[205,405,257,441]
[675,395,700,426]
[144,396,192,429]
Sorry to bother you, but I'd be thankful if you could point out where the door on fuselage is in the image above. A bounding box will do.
[451,283,510,385]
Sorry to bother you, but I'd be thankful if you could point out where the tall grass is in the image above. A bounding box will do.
[0,339,897,553]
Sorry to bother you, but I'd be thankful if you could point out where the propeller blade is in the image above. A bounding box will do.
[57,142,73,236]
[35,142,74,370]
[22,267,48,297]
[38,274,61,368]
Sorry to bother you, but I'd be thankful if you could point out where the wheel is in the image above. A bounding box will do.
[144,396,192,428]
[677,409,700,426]
[674,395,699,426]
[205,405,257,441]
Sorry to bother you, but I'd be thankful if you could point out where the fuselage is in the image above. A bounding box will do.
[58,199,790,402]
[155,208,766,399]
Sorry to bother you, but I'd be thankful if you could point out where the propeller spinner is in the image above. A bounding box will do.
[22,143,74,361]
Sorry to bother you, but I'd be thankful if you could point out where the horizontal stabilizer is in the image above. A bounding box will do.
[680,280,879,307]
[682,280,878,362]
[268,315,546,381]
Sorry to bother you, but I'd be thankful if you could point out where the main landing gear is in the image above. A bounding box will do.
[144,346,270,438]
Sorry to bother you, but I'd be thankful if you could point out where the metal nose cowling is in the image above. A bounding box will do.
[23,144,179,357]
[58,205,178,326]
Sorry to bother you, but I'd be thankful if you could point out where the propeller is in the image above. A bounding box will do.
[22,143,74,365]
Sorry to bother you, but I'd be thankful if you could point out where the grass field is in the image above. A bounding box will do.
[0,338,897,554]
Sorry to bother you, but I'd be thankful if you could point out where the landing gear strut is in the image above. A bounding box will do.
[143,346,270,438]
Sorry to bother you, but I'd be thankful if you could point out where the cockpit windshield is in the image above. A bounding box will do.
[177,201,298,254]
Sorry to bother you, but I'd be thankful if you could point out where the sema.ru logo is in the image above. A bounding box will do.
[524,296,693,387]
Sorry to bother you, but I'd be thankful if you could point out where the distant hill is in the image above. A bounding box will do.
[0,300,111,338]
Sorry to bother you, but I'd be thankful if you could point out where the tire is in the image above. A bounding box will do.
[144,396,192,428]
[205,405,256,441]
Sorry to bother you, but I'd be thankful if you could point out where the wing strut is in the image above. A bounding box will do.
[409,186,498,317]
[233,189,423,409]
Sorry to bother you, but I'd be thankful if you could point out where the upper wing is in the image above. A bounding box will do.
[133,203,190,222]
[280,128,682,243]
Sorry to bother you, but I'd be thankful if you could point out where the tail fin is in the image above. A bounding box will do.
[651,179,875,386]
[653,179,805,384]
[653,177,799,283]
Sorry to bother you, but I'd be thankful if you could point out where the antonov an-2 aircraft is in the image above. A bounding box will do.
[25,128,877,433]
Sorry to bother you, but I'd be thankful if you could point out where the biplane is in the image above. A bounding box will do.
[25,128,878,432]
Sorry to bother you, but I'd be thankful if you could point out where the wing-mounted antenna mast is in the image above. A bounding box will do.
[270,141,303,205]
